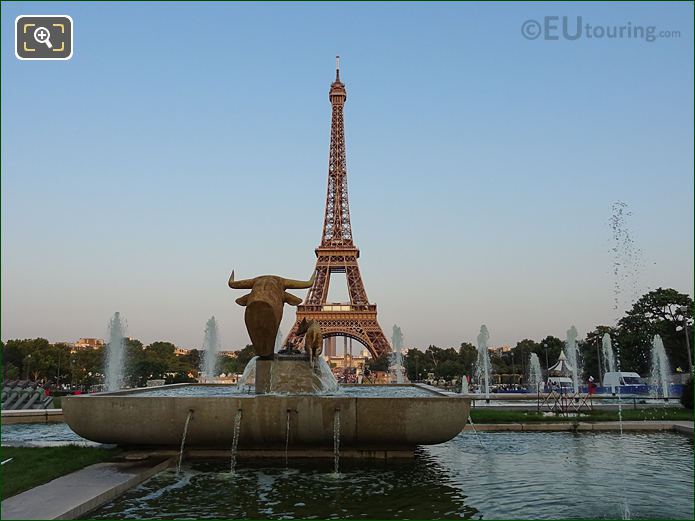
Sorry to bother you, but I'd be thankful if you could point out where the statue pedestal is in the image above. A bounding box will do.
[254,355,334,394]
[255,359,272,394]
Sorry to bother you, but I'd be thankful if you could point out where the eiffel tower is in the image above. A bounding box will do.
[286,58,391,358]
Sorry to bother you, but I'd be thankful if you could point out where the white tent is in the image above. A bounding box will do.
[548,351,573,376]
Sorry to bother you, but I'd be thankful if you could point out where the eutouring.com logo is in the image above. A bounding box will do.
[521,16,681,43]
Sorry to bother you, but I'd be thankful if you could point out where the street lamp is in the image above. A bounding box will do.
[544,344,549,370]
[25,354,32,381]
[679,306,693,375]
[57,349,62,387]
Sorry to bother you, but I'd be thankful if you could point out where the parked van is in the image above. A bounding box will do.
[601,371,648,394]
[546,376,575,393]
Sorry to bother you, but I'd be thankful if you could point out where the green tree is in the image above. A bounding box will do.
[219,356,243,376]
[144,341,177,379]
[434,347,462,380]
[70,347,104,387]
[365,354,389,372]
[534,336,564,370]
[404,348,432,381]
[123,339,146,387]
[512,339,539,379]
[27,343,73,384]
[125,341,178,384]
[490,351,509,375]
[235,345,256,368]
[1,338,80,383]
[3,339,51,380]
[425,345,455,370]
[436,359,463,380]
[176,349,202,378]
[458,342,477,378]
[2,358,19,380]
[617,288,693,375]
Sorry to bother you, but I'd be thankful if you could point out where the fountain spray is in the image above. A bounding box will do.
[105,312,127,391]
[391,325,405,384]
[565,326,580,395]
[201,316,220,381]
[650,334,671,401]
[476,325,491,401]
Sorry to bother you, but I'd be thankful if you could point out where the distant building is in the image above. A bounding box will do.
[174,347,190,357]
[73,338,104,352]
[219,350,237,358]
[325,353,368,370]
[488,345,512,355]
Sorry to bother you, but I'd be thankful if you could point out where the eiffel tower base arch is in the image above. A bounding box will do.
[286,308,390,359]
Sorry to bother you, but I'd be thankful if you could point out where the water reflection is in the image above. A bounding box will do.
[1,422,89,446]
[92,456,477,519]
[427,432,693,519]
[91,432,693,519]
[132,385,437,398]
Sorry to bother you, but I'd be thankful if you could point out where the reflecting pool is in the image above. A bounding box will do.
[130,384,439,398]
[1,422,90,446]
[90,431,693,519]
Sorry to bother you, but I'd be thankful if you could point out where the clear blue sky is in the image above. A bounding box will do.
[2,1,693,351]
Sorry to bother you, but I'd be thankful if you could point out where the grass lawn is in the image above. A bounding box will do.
[1,445,121,500]
[469,407,694,424]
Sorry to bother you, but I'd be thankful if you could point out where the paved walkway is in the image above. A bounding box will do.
[463,420,694,433]
[1,456,174,520]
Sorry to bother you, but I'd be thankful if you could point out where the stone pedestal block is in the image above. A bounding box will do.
[255,359,272,394]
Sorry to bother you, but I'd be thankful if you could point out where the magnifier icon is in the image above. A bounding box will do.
[33,26,53,49]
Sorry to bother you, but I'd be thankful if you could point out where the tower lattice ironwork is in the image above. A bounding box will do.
[286,58,391,358]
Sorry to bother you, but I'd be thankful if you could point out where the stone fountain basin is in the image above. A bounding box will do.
[62,384,470,450]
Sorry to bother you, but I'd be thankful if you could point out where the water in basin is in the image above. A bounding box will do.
[127,384,440,398]
[88,431,693,519]
[1,422,93,446]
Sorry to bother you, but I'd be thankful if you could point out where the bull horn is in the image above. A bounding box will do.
[282,271,316,290]
[228,270,257,289]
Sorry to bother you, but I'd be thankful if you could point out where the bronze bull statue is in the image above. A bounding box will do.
[228,271,315,358]
[295,318,323,364]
